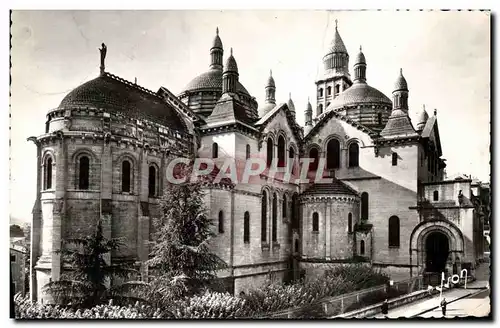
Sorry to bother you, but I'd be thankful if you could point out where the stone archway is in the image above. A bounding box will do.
[409,220,465,278]
[425,231,449,273]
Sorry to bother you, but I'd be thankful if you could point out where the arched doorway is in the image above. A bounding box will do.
[425,231,449,273]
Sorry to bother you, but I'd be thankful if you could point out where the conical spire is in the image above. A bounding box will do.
[287,92,296,116]
[392,68,409,112]
[305,97,313,134]
[416,104,429,131]
[329,20,348,54]
[394,68,408,91]
[265,69,276,105]
[210,27,224,70]
[322,19,349,76]
[222,47,238,94]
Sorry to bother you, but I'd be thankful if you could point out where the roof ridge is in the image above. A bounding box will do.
[104,72,162,100]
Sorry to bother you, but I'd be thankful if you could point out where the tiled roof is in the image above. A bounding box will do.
[225,52,238,73]
[328,27,348,54]
[181,68,250,95]
[205,93,258,125]
[327,82,392,111]
[58,73,187,132]
[380,109,418,138]
[303,179,358,196]
[212,33,223,49]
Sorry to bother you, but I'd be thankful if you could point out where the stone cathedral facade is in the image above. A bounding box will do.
[29,24,486,302]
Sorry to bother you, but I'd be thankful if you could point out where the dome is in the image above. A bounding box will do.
[307,99,313,112]
[224,48,238,73]
[394,68,408,91]
[212,27,223,49]
[181,69,250,95]
[415,108,429,130]
[58,74,186,131]
[327,83,392,111]
[355,48,366,65]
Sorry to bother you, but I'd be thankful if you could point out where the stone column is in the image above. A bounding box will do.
[29,139,42,302]
[138,147,150,280]
[325,201,331,259]
[100,134,113,287]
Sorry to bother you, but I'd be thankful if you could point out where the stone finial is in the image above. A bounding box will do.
[216,27,219,35]
[434,109,437,116]
[335,19,338,29]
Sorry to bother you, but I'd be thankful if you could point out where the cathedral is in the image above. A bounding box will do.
[28,22,486,302]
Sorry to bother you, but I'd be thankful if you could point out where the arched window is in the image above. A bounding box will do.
[79,156,90,190]
[289,147,295,174]
[335,85,340,95]
[317,104,323,116]
[327,86,332,96]
[244,211,250,243]
[312,212,319,232]
[148,165,157,197]
[348,213,353,233]
[278,135,286,167]
[272,193,278,242]
[291,193,299,230]
[388,216,400,247]
[361,192,369,221]
[378,112,383,125]
[282,194,287,219]
[266,138,273,167]
[392,152,398,166]
[360,240,365,255]
[309,148,319,171]
[44,157,53,190]
[261,191,268,242]
[326,138,341,169]
[319,88,324,97]
[433,190,439,201]
[212,142,218,159]
[348,143,359,168]
[122,160,131,193]
[246,144,251,160]
[218,210,224,233]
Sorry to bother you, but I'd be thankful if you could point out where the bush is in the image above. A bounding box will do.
[15,265,392,319]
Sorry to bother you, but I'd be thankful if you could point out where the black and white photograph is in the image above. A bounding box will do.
[8,6,492,320]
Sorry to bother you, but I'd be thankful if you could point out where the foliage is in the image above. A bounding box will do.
[10,224,25,238]
[18,265,391,319]
[14,294,172,319]
[145,163,227,302]
[43,219,146,308]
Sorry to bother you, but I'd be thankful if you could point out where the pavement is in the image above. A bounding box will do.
[367,259,490,319]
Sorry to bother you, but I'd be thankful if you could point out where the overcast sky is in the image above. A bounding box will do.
[10,10,490,223]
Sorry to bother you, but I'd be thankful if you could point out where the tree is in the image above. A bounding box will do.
[145,163,227,302]
[10,224,25,238]
[43,219,146,308]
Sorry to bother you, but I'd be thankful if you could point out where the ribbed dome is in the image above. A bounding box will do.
[181,69,249,95]
[59,73,186,131]
[394,68,408,91]
[212,27,223,49]
[327,83,392,110]
[225,48,238,73]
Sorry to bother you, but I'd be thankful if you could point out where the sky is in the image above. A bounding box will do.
[9,10,491,223]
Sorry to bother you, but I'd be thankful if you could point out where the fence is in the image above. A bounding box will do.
[258,275,425,319]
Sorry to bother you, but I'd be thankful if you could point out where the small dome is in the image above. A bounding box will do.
[327,83,392,111]
[355,46,366,64]
[181,69,249,95]
[416,108,429,130]
[224,48,238,73]
[212,27,223,49]
[394,68,408,91]
[266,70,275,88]
[328,25,348,54]
[307,99,313,112]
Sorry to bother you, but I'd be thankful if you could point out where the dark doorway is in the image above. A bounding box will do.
[425,231,449,273]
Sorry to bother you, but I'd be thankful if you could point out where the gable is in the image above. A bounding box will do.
[256,103,303,147]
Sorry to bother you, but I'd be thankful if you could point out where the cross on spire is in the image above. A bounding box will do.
[335,19,338,29]
[216,27,219,35]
